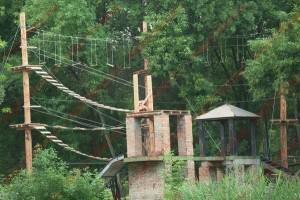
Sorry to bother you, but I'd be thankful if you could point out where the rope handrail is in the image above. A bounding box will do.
[33,125,111,161]
[33,67,132,113]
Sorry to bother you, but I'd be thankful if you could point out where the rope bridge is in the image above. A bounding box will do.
[33,125,111,161]
[31,66,132,112]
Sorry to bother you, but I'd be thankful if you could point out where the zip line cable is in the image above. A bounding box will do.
[32,99,112,128]
[32,108,102,129]
[32,97,126,126]
[32,108,125,135]
[31,107,125,136]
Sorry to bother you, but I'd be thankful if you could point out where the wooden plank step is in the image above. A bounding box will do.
[46,135,57,139]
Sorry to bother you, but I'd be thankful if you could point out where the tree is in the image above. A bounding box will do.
[245,8,300,99]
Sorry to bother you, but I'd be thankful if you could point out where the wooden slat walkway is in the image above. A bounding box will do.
[33,68,132,113]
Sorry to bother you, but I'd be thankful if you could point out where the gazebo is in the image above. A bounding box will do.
[196,104,260,157]
[195,104,260,182]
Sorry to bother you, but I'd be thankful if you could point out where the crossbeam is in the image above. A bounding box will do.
[270,119,298,124]
[11,65,42,72]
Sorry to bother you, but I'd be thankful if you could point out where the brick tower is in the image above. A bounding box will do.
[125,70,195,200]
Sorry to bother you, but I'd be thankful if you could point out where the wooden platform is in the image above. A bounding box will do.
[127,110,190,118]
[11,65,43,72]
[9,123,46,130]
[124,156,259,163]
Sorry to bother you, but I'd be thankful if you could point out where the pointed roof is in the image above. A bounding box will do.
[196,104,259,120]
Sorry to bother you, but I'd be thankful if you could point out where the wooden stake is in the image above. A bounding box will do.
[280,85,288,168]
[20,12,32,173]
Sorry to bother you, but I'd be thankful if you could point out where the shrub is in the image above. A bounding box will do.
[0,148,112,200]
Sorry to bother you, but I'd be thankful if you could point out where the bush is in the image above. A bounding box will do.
[0,148,112,200]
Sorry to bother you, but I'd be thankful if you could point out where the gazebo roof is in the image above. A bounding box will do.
[196,104,259,120]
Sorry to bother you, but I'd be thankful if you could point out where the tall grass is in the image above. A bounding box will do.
[165,169,300,200]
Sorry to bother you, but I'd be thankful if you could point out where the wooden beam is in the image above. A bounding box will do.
[127,110,190,118]
[20,12,32,174]
[280,85,288,168]
[10,123,46,130]
[11,65,42,72]
[270,119,298,124]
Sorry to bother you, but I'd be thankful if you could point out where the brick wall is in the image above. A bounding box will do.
[128,162,165,200]
[126,117,143,157]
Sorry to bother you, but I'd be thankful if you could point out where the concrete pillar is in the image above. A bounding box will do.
[154,114,170,155]
[177,114,195,181]
[198,161,213,183]
[126,117,143,157]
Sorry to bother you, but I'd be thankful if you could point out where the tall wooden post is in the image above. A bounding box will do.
[142,21,153,111]
[143,21,155,155]
[20,12,33,173]
[198,120,206,156]
[280,85,288,168]
[228,119,237,155]
[250,120,257,156]
[220,121,227,156]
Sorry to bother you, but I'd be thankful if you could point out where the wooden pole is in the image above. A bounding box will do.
[142,21,153,111]
[280,85,288,168]
[142,21,155,155]
[220,121,226,156]
[20,12,32,173]
[228,119,237,155]
[198,120,206,156]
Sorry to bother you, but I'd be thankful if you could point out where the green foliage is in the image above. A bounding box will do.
[163,153,187,200]
[245,8,300,99]
[166,170,300,200]
[0,149,112,200]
